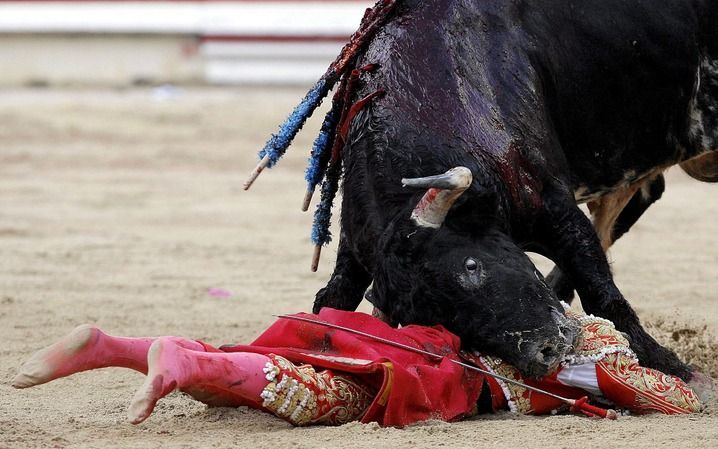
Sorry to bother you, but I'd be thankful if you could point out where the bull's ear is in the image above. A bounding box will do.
[402,167,472,229]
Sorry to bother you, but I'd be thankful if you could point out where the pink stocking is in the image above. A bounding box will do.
[15,328,374,426]
[12,324,204,389]
[128,337,271,423]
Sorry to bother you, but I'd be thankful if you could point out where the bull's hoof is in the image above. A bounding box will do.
[680,152,718,183]
[688,368,714,404]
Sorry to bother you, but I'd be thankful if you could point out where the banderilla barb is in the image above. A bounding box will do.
[242,0,400,191]
[276,314,618,420]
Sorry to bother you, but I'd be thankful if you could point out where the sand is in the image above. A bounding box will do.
[0,87,716,449]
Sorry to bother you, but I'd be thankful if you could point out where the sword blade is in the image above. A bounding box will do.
[276,314,573,404]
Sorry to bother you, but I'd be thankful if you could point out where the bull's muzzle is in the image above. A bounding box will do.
[523,311,579,378]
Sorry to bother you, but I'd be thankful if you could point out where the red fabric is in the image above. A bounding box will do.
[522,370,589,413]
[595,354,701,414]
[220,308,485,427]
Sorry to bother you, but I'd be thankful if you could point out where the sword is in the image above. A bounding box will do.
[276,314,617,420]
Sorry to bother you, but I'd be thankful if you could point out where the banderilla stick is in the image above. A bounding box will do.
[276,314,618,419]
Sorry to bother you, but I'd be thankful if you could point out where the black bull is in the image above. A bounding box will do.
[310,0,717,380]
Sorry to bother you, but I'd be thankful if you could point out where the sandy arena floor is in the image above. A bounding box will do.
[0,87,716,449]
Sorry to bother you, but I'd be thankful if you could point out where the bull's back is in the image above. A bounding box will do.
[524,0,712,195]
[352,0,540,179]
[349,0,714,207]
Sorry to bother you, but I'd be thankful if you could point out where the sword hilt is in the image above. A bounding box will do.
[570,396,618,420]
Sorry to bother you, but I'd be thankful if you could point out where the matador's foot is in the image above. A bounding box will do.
[127,338,270,423]
[127,338,180,424]
[12,324,99,389]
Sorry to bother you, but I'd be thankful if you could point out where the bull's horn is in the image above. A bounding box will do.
[402,167,473,228]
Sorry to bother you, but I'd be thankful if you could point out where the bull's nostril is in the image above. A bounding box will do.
[539,345,559,363]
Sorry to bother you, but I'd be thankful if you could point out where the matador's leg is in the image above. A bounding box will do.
[128,338,272,424]
[254,354,376,426]
[14,326,376,426]
[128,342,376,426]
[12,325,205,388]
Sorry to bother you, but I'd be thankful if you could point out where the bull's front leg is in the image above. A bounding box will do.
[538,193,692,380]
[313,234,372,313]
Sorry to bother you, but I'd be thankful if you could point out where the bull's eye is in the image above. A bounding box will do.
[465,258,478,272]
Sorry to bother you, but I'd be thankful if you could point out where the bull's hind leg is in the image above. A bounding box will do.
[539,191,691,380]
[681,151,718,182]
[610,174,666,242]
[546,174,665,304]
[682,55,718,181]
[313,235,372,313]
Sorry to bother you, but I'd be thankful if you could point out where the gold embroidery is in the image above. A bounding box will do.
[597,353,701,414]
[260,354,376,426]
[375,362,394,407]
[565,313,634,364]
[481,355,533,414]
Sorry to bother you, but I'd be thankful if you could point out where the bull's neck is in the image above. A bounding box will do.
[473,148,543,237]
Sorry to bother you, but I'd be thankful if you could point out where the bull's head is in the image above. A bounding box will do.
[371,167,577,378]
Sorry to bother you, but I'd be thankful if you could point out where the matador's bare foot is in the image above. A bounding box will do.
[12,324,100,389]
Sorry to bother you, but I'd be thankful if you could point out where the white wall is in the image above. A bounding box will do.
[0,34,203,86]
[0,1,372,86]
[0,2,368,35]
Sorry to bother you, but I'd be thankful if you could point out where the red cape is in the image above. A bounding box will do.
[219,308,485,427]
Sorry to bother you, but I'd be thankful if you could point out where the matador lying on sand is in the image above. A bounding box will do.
[13,307,702,427]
